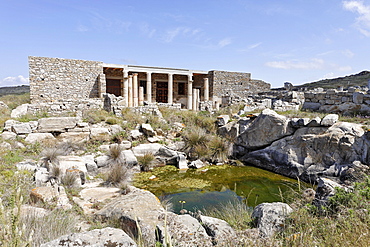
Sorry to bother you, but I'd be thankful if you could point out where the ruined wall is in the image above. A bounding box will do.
[209,70,270,99]
[29,56,103,103]
[303,89,370,115]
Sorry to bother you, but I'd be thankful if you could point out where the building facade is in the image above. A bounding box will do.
[29,56,270,110]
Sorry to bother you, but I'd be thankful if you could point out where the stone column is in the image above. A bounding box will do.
[128,75,133,107]
[146,72,152,103]
[168,73,173,104]
[133,73,139,107]
[192,88,197,111]
[187,76,193,110]
[196,89,200,108]
[204,78,209,101]
[98,74,106,98]
[123,72,129,106]
[139,87,144,106]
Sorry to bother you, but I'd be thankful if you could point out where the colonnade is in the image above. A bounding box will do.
[120,72,210,109]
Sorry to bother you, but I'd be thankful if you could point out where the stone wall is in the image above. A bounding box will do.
[209,70,270,100]
[302,88,370,115]
[29,56,104,103]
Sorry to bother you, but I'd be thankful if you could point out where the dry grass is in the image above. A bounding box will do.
[137,152,155,172]
[104,164,131,187]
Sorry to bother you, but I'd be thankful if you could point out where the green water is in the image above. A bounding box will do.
[133,165,306,213]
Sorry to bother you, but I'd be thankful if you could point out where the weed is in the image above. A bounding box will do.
[61,172,78,188]
[137,152,155,172]
[104,164,131,187]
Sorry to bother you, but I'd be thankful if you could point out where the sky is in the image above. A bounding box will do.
[0,0,370,88]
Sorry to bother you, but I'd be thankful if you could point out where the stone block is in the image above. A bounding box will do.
[38,117,79,132]
[353,92,364,104]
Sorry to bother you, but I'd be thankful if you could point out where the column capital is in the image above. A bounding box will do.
[133,73,138,76]
[128,74,133,78]
[123,71,129,78]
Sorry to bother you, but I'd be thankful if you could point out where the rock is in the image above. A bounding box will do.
[314,177,344,207]
[177,153,188,169]
[302,102,321,111]
[58,156,88,178]
[34,167,49,187]
[98,144,110,153]
[123,150,138,166]
[73,187,120,214]
[130,129,143,140]
[157,213,213,247]
[11,123,32,135]
[90,127,111,140]
[242,122,365,182]
[16,160,37,171]
[120,140,132,149]
[11,103,30,118]
[132,143,163,157]
[0,142,11,151]
[20,205,49,218]
[40,227,137,247]
[30,186,72,210]
[320,114,339,126]
[0,101,8,109]
[0,131,17,140]
[252,202,293,238]
[25,133,56,144]
[38,117,79,133]
[290,118,310,128]
[353,92,364,104]
[189,159,206,169]
[109,124,123,135]
[217,115,230,126]
[141,123,156,137]
[236,109,295,149]
[200,215,237,246]
[81,155,98,173]
[96,186,165,246]
[95,155,109,168]
[307,116,321,127]
[58,132,90,143]
[4,119,18,131]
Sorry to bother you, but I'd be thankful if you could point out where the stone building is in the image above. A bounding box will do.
[29,56,269,110]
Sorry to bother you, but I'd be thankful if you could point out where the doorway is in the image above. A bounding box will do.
[156,81,168,103]
[106,79,121,96]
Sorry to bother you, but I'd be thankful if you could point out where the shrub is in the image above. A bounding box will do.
[104,164,131,187]
[60,172,78,188]
[40,146,69,170]
[137,152,155,172]
[107,144,125,167]
[209,136,230,163]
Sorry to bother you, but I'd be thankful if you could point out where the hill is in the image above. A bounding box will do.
[296,70,370,90]
[0,85,30,96]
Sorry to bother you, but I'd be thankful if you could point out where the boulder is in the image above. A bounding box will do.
[0,131,17,140]
[314,177,344,207]
[236,109,295,149]
[200,215,237,246]
[40,227,137,247]
[0,141,11,151]
[0,101,8,109]
[320,114,339,126]
[30,186,72,210]
[58,132,90,143]
[73,187,120,214]
[4,119,18,131]
[81,155,98,173]
[95,155,109,168]
[16,160,37,171]
[157,213,213,247]
[216,115,230,127]
[90,127,111,140]
[24,133,55,144]
[242,122,365,182]
[141,123,156,137]
[353,92,364,104]
[96,186,165,246]
[307,116,321,127]
[34,167,49,187]
[189,159,206,169]
[11,123,32,135]
[38,117,79,133]
[11,103,30,118]
[132,143,163,157]
[177,153,188,170]
[109,124,124,135]
[123,150,138,166]
[130,129,143,140]
[252,202,293,238]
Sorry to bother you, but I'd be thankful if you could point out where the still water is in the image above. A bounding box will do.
[133,165,305,213]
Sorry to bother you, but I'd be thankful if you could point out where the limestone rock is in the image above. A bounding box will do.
[24,133,55,144]
[242,122,365,182]
[11,123,32,135]
[217,115,230,127]
[141,123,156,137]
[38,117,79,132]
[130,129,143,140]
[200,215,237,246]
[0,141,11,151]
[58,132,90,143]
[236,109,295,149]
[30,186,72,210]
[320,114,339,126]
[189,159,206,169]
[16,160,37,171]
[90,127,111,140]
[307,116,321,127]
[109,124,123,135]
[123,150,138,166]
[4,119,18,131]
[95,155,109,168]
[96,186,165,246]
[157,213,213,247]
[314,177,344,207]
[0,131,17,140]
[132,143,163,157]
[252,202,293,238]
[11,103,30,118]
[40,227,137,247]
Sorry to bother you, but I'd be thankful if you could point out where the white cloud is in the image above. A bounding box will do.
[77,24,89,32]
[217,38,232,48]
[265,58,325,70]
[343,1,370,36]
[140,23,156,38]
[163,27,202,43]
[248,42,262,49]
[0,75,29,87]
[342,49,355,58]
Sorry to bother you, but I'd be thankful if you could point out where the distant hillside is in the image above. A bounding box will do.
[296,71,370,90]
[0,85,30,96]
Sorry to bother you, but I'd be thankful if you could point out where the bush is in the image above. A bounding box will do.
[104,164,131,187]
[137,152,155,172]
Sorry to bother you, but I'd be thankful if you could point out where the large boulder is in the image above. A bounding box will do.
[11,103,30,118]
[157,213,213,247]
[38,117,79,133]
[242,122,365,182]
[11,123,32,135]
[40,227,137,247]
[132,143,163,157]
[251,202,293,238]
[95,186,165,246]
[200,215,237,246]
[25,133,56,144]
[236,109,295,150]
[30,186,72,210]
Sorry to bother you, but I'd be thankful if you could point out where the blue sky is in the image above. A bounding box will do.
[1,0,370,88]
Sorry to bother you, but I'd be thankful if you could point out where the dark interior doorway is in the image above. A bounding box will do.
[106,79,121,96]
[156,81,168,103]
